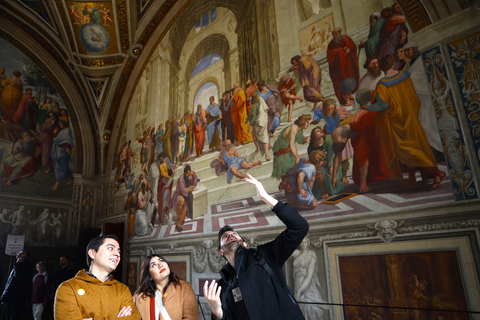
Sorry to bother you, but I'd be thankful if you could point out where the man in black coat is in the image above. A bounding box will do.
[204,174,309,320]
[1,250,35,320]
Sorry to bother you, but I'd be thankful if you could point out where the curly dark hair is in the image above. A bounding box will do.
[135,254,181,298]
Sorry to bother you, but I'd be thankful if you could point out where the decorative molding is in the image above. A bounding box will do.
[315,218,480,246]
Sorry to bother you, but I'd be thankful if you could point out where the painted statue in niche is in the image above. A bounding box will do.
[0,203,69,246]
[66,1,116,55]
[298,14,334,57]
[0,37,75,198]
[338,251,469,320]
[291,236,329,320]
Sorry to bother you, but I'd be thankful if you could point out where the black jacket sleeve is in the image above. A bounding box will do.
[259,201,309,267]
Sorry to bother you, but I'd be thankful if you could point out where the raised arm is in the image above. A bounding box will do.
[244,173,277,208]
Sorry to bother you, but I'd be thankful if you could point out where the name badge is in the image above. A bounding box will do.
[232,287,243,302]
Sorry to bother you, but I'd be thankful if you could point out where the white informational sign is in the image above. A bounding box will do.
[5,235,25,256]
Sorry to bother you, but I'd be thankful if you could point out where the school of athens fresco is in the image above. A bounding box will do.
[116,1,475,241]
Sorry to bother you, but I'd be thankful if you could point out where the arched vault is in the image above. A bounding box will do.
[184,33,231,83]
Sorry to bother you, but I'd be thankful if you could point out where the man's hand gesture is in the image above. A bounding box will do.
[203,280,223,319]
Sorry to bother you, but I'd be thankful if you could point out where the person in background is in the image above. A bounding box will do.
[0,250,34,320]
[133,254,199,320]
[32,261,53,320]
[57,254,76,288]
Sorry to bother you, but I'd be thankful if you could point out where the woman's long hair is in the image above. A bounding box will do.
[135,254,181,298]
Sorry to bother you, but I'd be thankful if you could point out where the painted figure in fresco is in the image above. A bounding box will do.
[308,126,345,197]
[177,116,187,163]
[278,73,303,123]
[11,205,32,236]
[69,5,81,24]
[170,118,179,162]
[360,54,445,190]
[218,139,262,183]
[1,70,23,123]
[147,153,160,207]
[134,181,154,237]
[170,165,198,232]
[101,8,113,26]
[206,96,222,151]
[3,131,41,186]
[405,274,429,320]
[13,88,38,131]
[280,150,326,209]
[271,114,311,179]
[162,120,173,163]
[327,27,359,106]
[312,99,352,184]
[185,111,195,159]
[245,78,258,116]
[231,83,253,145]
[292,236,327,320]
[154,124,164,158]
[257,80,281,137]
[78,4,111,55]
[39,111,57,173]
[36,96,53,130]
[331,113,391,193]
[125,140,135,169]
[358,12,384,59]
[0,209,13,241]
[224,90,236,143]
[403,42,444,155]
[156,154,173,226]
[374,6,408,61]
[290,55,325,111]
[51,120,74,191]
[194,104,206,157]
[394,44,409,70]
[312,98,340,134]
[351,56,385,110]
[116,166,132,190]
[248,91,271,162]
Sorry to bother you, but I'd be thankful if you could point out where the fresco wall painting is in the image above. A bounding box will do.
[0,37,75,199]
[327,237,480,320]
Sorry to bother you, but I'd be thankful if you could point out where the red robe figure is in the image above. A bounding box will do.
[327,27,359,106]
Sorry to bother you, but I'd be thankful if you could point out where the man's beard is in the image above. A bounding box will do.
[222,238,243,253]
[368,66,381,77]
[334,34,343,42]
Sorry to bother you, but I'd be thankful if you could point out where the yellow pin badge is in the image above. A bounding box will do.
[77,289,85,295]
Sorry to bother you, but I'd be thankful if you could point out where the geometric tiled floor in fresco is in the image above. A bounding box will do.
[130,164,454,242]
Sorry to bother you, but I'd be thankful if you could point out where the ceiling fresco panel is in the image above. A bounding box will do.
[65,1,120,55]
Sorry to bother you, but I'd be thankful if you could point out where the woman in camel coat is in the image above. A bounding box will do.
[133,254,199,320]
